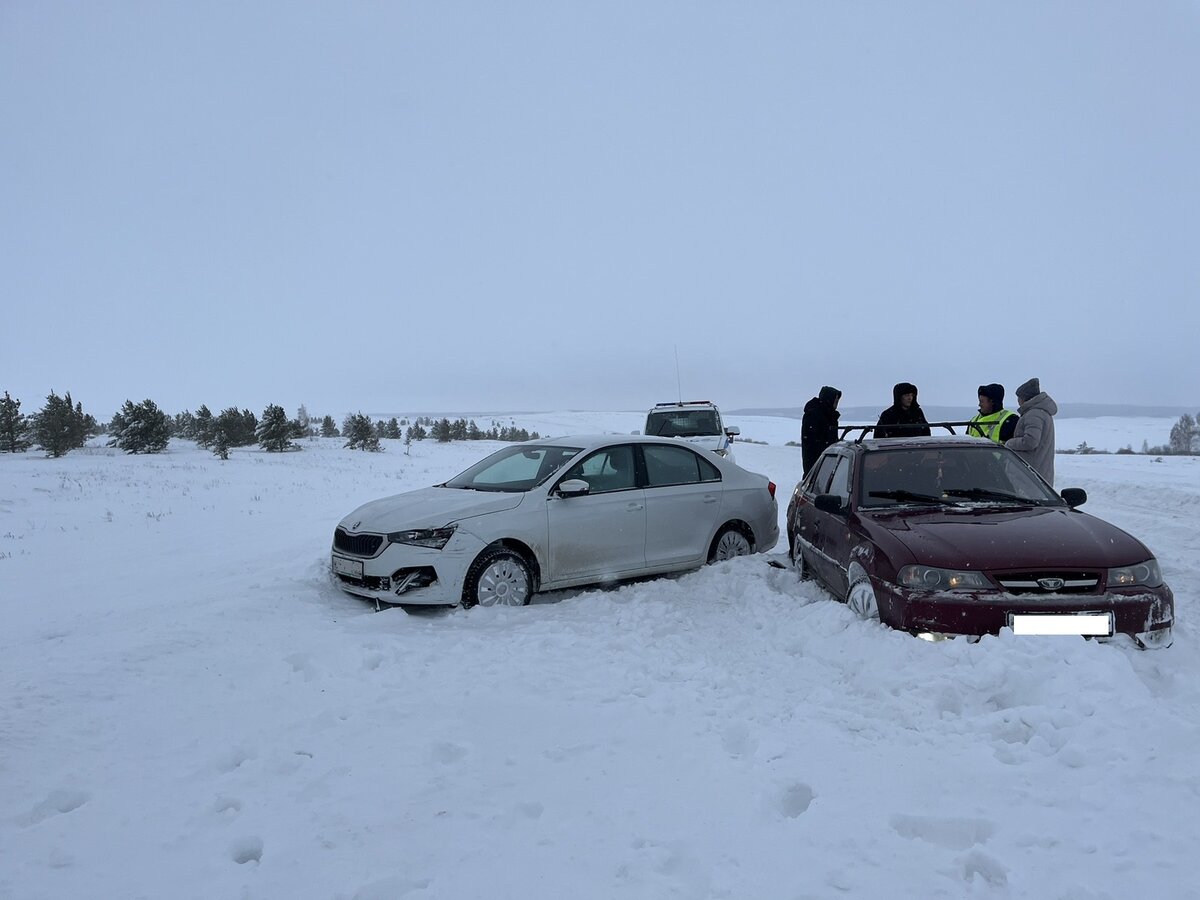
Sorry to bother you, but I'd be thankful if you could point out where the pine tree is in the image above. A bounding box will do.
[109,399,171,453]
[216,408,257,447]
[434,417,453,442]
[31,390,87,457]
[257,404,295,452]
[0,391,30,453]
[385,418,402,439]
[296,404,311,437]
[212,427,230,460]
[193,405,215,447]
[320,415,339,438]
[174,410,196,439]
[343,413,382,451]
[240,409,258,446]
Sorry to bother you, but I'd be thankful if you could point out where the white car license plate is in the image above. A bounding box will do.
[332,555,364,579]
[1008,613,1114,636]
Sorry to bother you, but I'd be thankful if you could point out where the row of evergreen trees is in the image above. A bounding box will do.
[0,391,97,457]
[1,390,542,458]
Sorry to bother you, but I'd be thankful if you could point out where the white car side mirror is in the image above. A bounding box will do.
[556,479,591,498]
[725,426,740,437]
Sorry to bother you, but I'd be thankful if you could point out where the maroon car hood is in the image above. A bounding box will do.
[863,506,1152,571]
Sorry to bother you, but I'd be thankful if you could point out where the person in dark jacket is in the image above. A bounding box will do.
[874,382,930,439]
[801,386,842,474]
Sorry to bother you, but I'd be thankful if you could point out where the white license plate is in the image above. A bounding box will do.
[1008,613,1114,636]
[331,555,364,579]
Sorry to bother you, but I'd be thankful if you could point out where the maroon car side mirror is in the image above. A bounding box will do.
[814,494,844,514]
[1060,488,1087,509]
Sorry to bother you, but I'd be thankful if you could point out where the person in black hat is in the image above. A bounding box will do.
[967,384,1019,443]
[874,382,931,439]
[801,386,842,474]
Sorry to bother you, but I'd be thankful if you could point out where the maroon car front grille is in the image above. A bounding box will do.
[334,528,384,557]
[995,571,1101,595]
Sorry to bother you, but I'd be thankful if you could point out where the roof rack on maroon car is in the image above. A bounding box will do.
[838,422,983,442]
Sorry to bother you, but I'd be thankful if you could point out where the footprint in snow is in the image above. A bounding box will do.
[18,789,90,827]
[214,746,257,774]
[889,814,996,851]
[230,836,264,865]
[429,742,468,765]
[720,724,758,759]
[960,848,1008,886]
[351,876,432,899]
[285,653,318,681]
[212,796,243,817]
[778,782,815,819]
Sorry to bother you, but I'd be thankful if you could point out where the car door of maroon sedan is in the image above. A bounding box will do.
[796,452,855,594]
[814,454,855,599]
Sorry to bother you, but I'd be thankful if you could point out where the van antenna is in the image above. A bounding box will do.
[674,345,682,404]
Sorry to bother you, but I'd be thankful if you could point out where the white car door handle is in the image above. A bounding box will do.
[702,495,718,504]
[626,503,644,511]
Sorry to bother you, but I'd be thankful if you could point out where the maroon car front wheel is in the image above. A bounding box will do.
[846,564,880,621]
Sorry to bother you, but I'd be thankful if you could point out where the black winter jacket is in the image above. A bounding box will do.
[801,387,842,473]
[875,382,931,439]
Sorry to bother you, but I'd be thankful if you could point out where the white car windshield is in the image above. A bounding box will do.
[645,410,720,438]
[442,445,583,492]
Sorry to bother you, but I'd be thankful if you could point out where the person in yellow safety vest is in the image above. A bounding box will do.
[967,383,1019,443]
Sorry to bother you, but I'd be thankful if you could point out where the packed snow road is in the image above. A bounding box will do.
[1,425,1198,899]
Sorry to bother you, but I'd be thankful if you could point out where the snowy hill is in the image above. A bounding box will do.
[2,414,1198,899]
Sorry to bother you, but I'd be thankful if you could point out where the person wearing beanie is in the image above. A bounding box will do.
[801,385,842,474]
[967,383,1019,443]
[1005,377,1058,485]
[874,382,931,439]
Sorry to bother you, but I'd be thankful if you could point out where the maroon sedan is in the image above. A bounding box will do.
[786,436,1173,648]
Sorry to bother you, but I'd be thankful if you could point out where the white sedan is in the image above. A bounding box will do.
[331,434,780,608]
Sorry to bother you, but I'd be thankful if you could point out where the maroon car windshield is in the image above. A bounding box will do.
[858,445,1064,509]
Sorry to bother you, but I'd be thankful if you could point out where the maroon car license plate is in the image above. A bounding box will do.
[1008,612,1114,637]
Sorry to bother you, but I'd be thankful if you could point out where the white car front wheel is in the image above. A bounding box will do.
[465,547,533,608]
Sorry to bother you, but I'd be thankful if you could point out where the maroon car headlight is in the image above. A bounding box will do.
[1107,558,1163,589]
[897,565,990,591]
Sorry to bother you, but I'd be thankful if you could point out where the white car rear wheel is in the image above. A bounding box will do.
[709,526,752,562]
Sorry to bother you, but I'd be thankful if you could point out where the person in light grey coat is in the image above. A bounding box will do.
[1005,377,1058,485]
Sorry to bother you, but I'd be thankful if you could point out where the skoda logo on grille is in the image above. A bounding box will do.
[1038,577,1065,591]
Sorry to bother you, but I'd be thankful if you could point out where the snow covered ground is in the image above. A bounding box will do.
[2,413,1198,900]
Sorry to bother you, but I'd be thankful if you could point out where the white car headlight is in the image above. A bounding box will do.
[387,526,457,549]
[1107,558,1163,588]
[897,565,990,591]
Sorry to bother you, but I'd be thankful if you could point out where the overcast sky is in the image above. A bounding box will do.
[3,2,1197,419]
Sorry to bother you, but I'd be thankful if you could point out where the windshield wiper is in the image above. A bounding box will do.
[867,489,962,506]
[944,488,1040,505]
